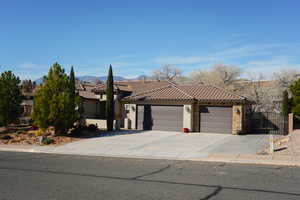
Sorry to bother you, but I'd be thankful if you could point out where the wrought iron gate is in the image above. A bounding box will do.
[246,112,288,135]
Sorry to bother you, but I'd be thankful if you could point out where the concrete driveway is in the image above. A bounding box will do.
[37,130,269,159]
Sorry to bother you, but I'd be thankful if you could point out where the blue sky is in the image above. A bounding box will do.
[0,0,300,80]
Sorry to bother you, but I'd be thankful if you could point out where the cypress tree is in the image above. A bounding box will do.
[69,66,77,124]
[106,65,114,131]
[281,90,290,116]
[69,66,75,98]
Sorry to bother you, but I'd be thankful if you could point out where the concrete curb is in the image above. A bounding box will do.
[1,146,300,167]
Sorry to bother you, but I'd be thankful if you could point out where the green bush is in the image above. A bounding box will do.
[42,137,54,145]
[88,124,98,132]
[1,135,12,140]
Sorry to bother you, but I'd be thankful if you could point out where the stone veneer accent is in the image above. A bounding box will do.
[232,105,243,134]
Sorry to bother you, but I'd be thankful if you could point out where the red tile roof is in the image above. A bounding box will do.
[77,80,248,103]
[177,85,246,102]
[123,83,247,103]
[92,83,132,93]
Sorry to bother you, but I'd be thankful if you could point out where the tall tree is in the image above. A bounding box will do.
[68,66,79,124]
[106,65,114,131]
[290,78,300,118]
[281,90,290,116]
[191,64,241,88]
[0,71,22,127]
[152,64,182,81]
[32,63,78,134]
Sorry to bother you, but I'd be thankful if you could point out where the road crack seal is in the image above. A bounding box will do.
[131,164,171,180]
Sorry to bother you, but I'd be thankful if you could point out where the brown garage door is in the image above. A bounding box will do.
[137,105,183,131]
[200,106,232,134]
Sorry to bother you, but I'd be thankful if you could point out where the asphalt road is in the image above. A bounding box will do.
[0,151,300,200]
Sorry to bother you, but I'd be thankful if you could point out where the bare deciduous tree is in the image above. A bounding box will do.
[241,73,279,112]
[190,64,242,88]
[273,68,300,91]
[152,64,182,81]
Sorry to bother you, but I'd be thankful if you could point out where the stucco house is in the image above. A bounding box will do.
[79,80,251,134]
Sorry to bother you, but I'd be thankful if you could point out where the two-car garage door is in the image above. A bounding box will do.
[136,105,233,134]
[137,105,183,131]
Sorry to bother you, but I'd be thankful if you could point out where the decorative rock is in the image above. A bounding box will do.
[38,136,46,145]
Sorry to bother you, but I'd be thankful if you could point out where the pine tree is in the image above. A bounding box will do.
[32,63,78,135]
[281,90,290,116]
[290,78,300,118]
[0,71,22,127]
[106,65,114,131]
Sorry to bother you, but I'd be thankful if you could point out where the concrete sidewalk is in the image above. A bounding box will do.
[1,144,300,167]
[204,154,300,166]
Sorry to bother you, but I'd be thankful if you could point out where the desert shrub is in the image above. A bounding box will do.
[87,124,98,132]
[16,130,24,135]
[1,135,12,140]
[35,129,44,137]
[42,137,54,145]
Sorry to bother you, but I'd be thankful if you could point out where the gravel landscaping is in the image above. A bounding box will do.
[0,125,102,146]
[260,130,300,156]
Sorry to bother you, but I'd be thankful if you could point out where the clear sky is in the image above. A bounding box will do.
[1,0,300,80]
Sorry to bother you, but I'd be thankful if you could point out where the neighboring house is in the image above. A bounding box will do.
[77,81,134,128]
[78,80,251,134]
[77,82,101,119]
[20,91,35,124]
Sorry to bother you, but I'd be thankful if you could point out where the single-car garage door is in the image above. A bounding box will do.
[200,106,232,134]
[137,105,183,131]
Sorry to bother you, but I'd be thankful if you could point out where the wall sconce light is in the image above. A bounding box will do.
[185,106,191,113]
[236,108,240,115]
[131,106,136,112]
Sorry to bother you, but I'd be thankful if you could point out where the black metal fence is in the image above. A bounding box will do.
[246,112,288,135]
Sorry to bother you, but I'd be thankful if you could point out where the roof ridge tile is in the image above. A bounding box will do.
[124,85,172,99]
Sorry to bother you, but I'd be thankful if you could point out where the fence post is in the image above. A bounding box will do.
[269,134,274,154]
[288,113,294,134]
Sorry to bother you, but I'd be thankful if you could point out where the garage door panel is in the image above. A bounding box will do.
[201,127,231,133]
[201,117,232,123]
[137,105,183,131]
[200,106,232,134]
[200,122,232,129]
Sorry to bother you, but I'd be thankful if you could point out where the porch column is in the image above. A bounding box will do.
[128,104,137,129]
[183,105,193,131]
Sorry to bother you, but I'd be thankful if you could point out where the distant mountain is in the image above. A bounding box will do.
[34,77,44,85]
[79,75,127,82]
[34,75,139,84]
